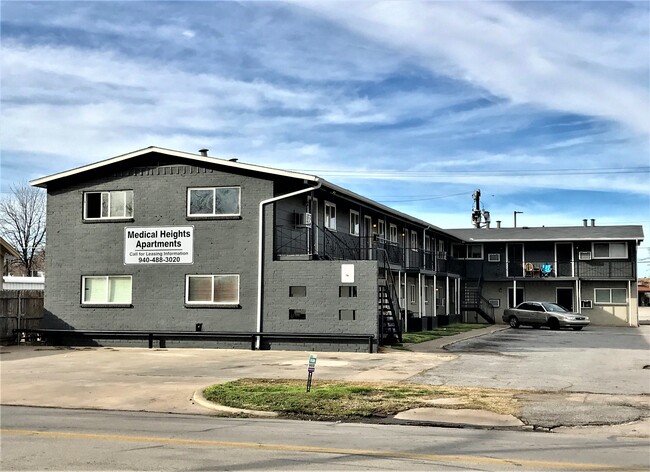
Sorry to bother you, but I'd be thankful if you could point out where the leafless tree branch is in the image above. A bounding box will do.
[0,183,46,276]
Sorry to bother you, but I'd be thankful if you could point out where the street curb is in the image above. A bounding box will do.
[440,326,510,350]
[192,388,279,417]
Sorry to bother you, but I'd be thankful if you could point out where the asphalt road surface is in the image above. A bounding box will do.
[1,405,648,471]
[411,326,650,394]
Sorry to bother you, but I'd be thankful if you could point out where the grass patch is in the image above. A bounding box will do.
[203,378,521,420]
[401,323,488,345]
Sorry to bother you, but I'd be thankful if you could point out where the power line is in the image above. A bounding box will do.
[290,166,650,177]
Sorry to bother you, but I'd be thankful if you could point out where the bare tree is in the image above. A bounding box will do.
[0,183,46,276]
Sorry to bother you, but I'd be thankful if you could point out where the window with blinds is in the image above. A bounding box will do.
[186,274,239,305]
[82,276,132,304]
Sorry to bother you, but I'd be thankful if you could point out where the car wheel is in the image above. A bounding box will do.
[548,318,560,330]
[508,316,520,328]
[572,327,583,331]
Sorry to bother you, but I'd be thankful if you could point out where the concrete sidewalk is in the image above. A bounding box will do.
[1,326,648,435]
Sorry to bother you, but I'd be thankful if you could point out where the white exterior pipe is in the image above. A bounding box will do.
[257,182,322,342]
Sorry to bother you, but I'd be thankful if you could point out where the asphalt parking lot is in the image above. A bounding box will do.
[410,326,650,395]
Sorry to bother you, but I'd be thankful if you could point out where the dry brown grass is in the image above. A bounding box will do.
[204,378,523,420]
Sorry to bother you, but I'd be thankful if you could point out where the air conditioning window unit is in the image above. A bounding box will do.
[581,299,593,309]
[487,253,501,262]
[579,251,592,260]
[488,299,500,308]
[294,212,312,227]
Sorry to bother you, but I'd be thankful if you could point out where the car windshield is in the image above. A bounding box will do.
[541,302,569,313]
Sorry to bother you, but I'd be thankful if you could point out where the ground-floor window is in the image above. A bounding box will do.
[82,275,132,304]
[594,288,627,305]
[186,274,239,305]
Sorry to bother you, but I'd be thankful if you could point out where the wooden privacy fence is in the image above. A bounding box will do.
[0,290,44,344]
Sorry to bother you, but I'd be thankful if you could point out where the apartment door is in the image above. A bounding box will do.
[508,287,525,307]
[364,216,372,260]
[556,243,573,277]
[507,244,524,277]
[557,287,574,311]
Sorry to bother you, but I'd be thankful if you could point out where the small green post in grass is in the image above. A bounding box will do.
[306,354,317,392]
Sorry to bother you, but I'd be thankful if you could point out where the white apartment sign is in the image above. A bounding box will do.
[124,226,194,264]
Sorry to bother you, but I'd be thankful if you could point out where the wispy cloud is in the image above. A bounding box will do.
[1,1,648,275]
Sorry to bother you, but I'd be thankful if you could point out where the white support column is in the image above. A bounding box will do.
[433,274,437,318]
[445,277,450,316]
[628,279,632,326]
[513,280,518,306]
[575,279,580,313]
[418,274,422,318]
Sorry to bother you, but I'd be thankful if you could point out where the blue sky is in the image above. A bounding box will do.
[1,1,649,275]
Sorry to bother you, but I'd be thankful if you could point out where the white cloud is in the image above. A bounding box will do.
[297,1,650,134]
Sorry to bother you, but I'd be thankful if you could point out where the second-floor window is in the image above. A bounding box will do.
[452,244,483,260]
[411,231,418,251]
[187,187,240,217]
[349,210,360,236]
[84,190,133,220]
[325,202,336,230]
[593,242,627,259]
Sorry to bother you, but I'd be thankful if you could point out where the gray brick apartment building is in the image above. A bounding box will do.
[31,147,644,351]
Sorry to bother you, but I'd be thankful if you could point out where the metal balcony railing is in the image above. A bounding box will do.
[274,225,447,272]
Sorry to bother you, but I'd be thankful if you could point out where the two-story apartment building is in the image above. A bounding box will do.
[31,146,463,351]
[30,146,644,350]
[448,224,644,327]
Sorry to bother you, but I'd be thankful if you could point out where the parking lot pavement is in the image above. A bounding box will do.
[410,326,650,395]
[0,345,454,414]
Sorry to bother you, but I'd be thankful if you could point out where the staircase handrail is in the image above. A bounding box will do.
[375,247,403,342]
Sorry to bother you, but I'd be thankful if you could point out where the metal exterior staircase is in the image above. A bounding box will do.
[377,250,402,344]
[461,282,496,324]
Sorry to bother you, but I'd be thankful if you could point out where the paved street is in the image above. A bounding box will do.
[2,405,648,471]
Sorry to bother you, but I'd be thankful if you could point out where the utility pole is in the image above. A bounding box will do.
[472,190,481,228]
[514,211,523,228]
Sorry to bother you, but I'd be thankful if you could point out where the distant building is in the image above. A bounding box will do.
[448,224,645,326]
[30,147,645,351]
[1,237,20,276]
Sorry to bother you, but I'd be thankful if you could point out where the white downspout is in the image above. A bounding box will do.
[257,181,322,346]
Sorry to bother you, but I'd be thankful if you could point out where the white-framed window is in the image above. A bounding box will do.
[82,275,132,304]
[187,187,240,217]
[324,202,336,230]
[389,224,398,243]
[377,220,386,240]
[409,284,416,304]
[349,210,360,236]
[410,231,418,251]
[594,288,627,305]
[84,190,133,220]
[425,236,431,252]
[424,285,430,304]
[452,244,483,260]
[592,242,627,259]
[185,274,240,305]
